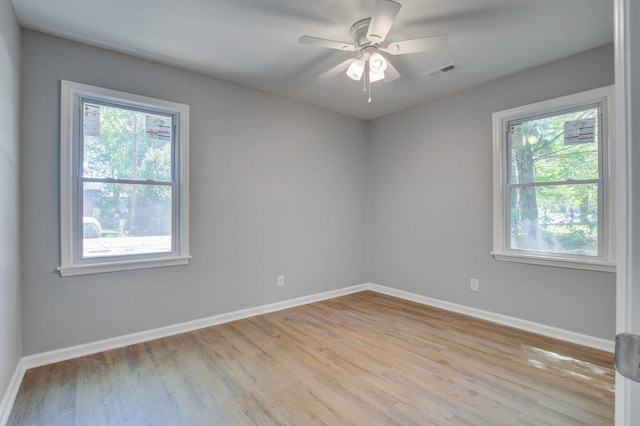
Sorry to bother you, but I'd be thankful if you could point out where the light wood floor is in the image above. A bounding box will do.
[8,291,614,425]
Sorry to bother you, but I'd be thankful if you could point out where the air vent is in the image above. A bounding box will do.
[425,63,461,78]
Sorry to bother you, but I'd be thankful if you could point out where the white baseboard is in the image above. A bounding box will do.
[20,282,613,370]
[0,359,26,426]
[365,283,615,353]
[2,281,613,424]
[21,283,369,370]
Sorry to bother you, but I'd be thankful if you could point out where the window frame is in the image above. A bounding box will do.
[491,85,615,272]
[58,80,190,276]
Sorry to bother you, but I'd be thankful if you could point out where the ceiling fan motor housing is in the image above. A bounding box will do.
[359,45,379,61]
[350,19,374,48]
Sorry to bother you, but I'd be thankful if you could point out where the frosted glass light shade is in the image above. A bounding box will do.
[346,60,365,81]
[369,71,385,82]
[369,52,387,73]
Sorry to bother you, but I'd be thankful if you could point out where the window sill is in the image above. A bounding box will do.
[57,255,191,277]
[491,251,615,273]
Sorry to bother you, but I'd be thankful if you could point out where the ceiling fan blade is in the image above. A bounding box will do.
[384,34,448,55]
[318,59,355,79]
[383,59,400,82]
[366,0,402,44]
[298,36,357,51]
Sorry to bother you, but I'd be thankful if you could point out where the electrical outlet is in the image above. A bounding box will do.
[277,275,285,287]
[470,278,479,292]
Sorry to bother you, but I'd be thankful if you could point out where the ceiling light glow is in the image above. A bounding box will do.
[346,60,365,81]
[369,71,385,82]
[369,52,387,73]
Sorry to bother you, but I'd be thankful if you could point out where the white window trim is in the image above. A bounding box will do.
[491,85,616,273]
[58,80,190,276]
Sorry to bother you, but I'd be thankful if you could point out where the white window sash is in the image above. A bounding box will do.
[491,85,616,272]
[58,80,190,276]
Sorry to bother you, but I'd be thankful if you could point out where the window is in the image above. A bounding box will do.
[58,81,190,276]
[492,86,615,272]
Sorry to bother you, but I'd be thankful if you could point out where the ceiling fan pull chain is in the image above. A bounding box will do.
[368,62,373,103]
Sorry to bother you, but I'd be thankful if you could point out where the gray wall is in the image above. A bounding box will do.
[0,0,22,400]
[20,30,368,355]
[19,28,617,355]
[368,44,616,340]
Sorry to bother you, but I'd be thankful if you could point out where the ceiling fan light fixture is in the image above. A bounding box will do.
[299,0,449,102]
[369,52,387,73]
[346,59,365,81]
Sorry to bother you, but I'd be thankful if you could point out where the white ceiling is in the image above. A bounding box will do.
[10,0,613,120]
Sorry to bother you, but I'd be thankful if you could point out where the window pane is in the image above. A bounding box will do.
[509,107,599,184]
[509,183,598,255]
[82,182,173,258]
[82,102,173,182]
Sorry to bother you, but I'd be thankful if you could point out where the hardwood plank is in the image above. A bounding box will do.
[8,291,614,425]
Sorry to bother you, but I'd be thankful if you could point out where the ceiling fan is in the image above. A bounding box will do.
[298,0,448,102]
